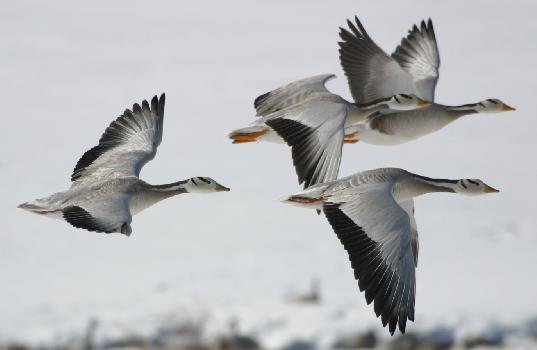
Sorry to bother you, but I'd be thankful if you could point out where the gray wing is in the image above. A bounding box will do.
[338,16,438,102]
[391,19,440,102]
[398,199,419,267]
[71,94,165,186]
[254,74,335,116]
[323,182,416,335]
[265,99,346,188]
[62,193,133,236]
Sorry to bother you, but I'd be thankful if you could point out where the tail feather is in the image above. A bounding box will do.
[18,202,46,211]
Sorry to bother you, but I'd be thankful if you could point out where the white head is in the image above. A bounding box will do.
[454,179,499,196]
[474,99,516,113]
[187,177,230,193]
[386,93,431,111]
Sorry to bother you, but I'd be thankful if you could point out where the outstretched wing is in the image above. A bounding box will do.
[71,94,165,186]
[265,99,347,188]
[62,193,133,236]
[338,16,439,103]
[323,182,416,335]
[391,19,440,102]
[254,74,336,116]
[398,199,419,266]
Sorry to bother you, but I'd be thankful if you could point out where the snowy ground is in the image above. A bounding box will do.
[1,0,537,348]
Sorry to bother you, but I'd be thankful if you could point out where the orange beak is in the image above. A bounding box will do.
[215,184,230,192]
[417,99,431,107]
[501,104,516,112]
[484,184,500,193]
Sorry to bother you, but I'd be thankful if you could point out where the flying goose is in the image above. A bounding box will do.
[344,98,515,145]
[229,74,429,188]
[284,167,499,334]
[339,16,440,103]
[18,94,230,236]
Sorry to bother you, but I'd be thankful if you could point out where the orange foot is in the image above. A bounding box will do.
[344,132,359,144]
[230,129,268,144]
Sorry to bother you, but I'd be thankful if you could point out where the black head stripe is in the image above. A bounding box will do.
[460,180,468,189]
[467,179,479,186]
[190,177,198,185]
[198,177,211,184]
[487,99,498,104]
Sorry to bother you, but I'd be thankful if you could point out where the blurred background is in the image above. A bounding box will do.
[1,0,537,349]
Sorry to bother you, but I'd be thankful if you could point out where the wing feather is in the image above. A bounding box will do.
[62,193,132,235]
[338,16,439,103]
[323,183,416,334]
[265,100,346,188]
[391,19,440,101]
[71,94,165,185]
[254,74,335,116]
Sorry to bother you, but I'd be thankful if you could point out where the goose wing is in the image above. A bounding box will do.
[62,193,133,236]
[391,19,439,102]
[254,74,335,116]
[265,98,346,188]
[399,199,419,266]
[71,94,165,186]
[338,16,439,102]
[322,182,416,334]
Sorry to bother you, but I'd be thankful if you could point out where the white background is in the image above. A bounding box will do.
[1,0,536,346]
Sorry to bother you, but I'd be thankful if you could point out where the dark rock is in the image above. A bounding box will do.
[384,333,421,350]
[0,344,30,350]
[332,330,377,349]
[283,339,316,350]
[152,320,205,349]
[101,335,147,349]
[420,327,454,350]
[463,328,504,348]
[212,334,260,350]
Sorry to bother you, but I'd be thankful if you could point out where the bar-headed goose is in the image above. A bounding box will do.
[229,74,429,188]
[339,16,440,103]
[18,94,230,236]
[344,98,515,145]
[284,167,499,335]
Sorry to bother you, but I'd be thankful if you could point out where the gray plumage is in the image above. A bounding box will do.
[285,168,498,335]
[18,94,230,236]
[339,16,440,103]
[232,74,425,188]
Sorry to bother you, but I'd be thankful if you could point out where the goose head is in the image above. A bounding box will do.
[454,179,499,195]
[187,177,230,193]
[475,99,516,113]
[386,94,431,110]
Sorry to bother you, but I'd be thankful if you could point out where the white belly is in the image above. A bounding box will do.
[259,127,285,144]
[346,124,411,146]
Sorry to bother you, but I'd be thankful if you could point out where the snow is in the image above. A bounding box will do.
[1,0,537,347]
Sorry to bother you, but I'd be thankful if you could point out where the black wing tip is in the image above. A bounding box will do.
[63,206,113,233]
[266,118,321,188]
[71,145,105,181]
[324,202,413,336]
[254,91,270,109]
[133,103,142,113]
[149,93,165,117]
